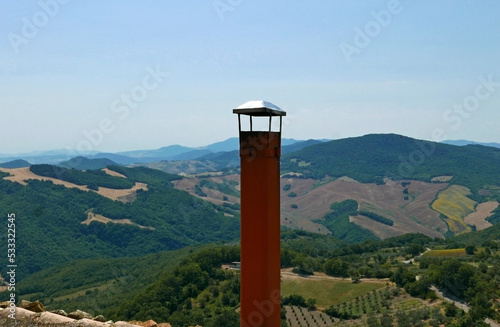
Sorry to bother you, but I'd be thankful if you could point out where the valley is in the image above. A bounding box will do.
[1,134,500,326]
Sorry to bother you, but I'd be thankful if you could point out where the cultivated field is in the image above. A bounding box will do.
[280,178,448,239]
[172,173,497,240]
[281,270,387,309]
[284,305,334,327]
[281,269,444,327]
[173,174,240,206]
[423,249,467,258]
[431,185,476,234]
[464,201,499,231]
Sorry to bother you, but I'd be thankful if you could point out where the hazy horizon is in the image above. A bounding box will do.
[2,1,500,154]
[1,134,500,158]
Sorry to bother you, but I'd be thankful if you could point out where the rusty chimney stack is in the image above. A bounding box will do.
[233,100,286,327]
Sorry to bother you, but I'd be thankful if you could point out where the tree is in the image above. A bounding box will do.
[291,254,316,275]
[380,313,393,327]
[465,245,477,255]
[430,307,444,325]
[396,310,411,327]
[407,243,425,256]
[206,309,239,327]
[469,294,495,321]
[306,298,317,310]
[325,305,340,318]
[366,312,381,327]
[444,301,458,317]
[324,258,350,278]
[478,262,488,274]
[456,264,476,295]
[391,266,416,287]
[405,275,431,299]
[282,294,306,307]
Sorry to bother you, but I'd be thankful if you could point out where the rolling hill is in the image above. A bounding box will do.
[2,134,500,277]
[282,134,500,191]
[0,159,31,168]
[1,134,500,326]
[0,165,240,280]
[58,156,119,170]
[174,134,500,241]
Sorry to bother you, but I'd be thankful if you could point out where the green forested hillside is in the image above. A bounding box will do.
[282,134,500,196]
[8,229,499,326]
[5,232,425,323]
[6,245,242,326]
[487,206,500,224]
[0,166,239,280]
[2,134,500,326]
[314,200,379,243]
[114,246,241,325]
[446,222,500,246]
[12,246,198,317]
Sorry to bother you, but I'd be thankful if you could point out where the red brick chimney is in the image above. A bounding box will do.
[233,100,286,327]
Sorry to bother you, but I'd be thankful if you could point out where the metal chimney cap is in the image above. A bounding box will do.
[233,100,286,116]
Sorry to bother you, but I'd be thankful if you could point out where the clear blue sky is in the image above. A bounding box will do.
[1,1,500,154]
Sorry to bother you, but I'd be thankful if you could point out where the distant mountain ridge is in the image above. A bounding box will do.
[0,159,31,168]
[58,157,119,170]
[141,139,326,174]
[0,138,314,166]
[116,137,302,159]
[443,140,500,148]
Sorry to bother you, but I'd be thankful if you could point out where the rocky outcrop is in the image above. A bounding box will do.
[50,309,69,317]
[0,300,164,327]
[68,309,95,320]
[129,320,159,327]
[19,300,45,312]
